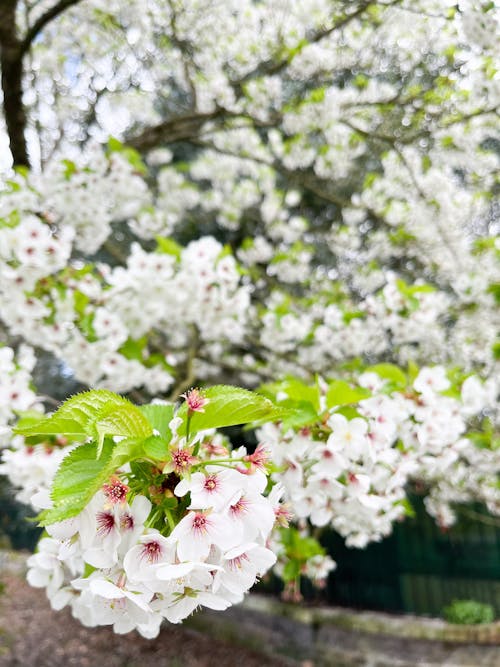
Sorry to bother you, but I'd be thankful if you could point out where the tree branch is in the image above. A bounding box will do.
[19,0,83,57]
[230,0,395,90]
[128,109,226,152]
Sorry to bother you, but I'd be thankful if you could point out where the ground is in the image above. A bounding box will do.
[0,575,291,667]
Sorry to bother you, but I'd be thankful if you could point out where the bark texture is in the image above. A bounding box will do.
[0,0,28,167]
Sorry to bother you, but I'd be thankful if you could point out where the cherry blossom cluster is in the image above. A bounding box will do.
[0,345,40,434]
[0,165,251,392]
[23,404,282,636]
[0,434,73,508]
[259,366,499,548]
[0,344,74,507]
[0,153,497,398]
[258,261,499,381]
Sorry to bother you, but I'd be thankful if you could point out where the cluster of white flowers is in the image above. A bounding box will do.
[258,261,499,383]
[24,406,281,636]
[260,367,499,548]
[0,345,40,434]
[0,344,70,507]
[0,437,72,507]
[0,170,252,391]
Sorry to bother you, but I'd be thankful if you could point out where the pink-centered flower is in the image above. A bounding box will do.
[226,490,275,542]
[124,532,175,583]
[174,468,243,510]
[171,510,237,561]
[96,510,116,537]
[80,492,151,570]
[102,476,129,506]
[214,543,277,598]
[182,388,209,413]
[163,445,198,475]
[242,444,270,473]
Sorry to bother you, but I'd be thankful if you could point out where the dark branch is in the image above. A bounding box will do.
[127,108,227,151]
[20,0,84,56]
[0,0,29,166]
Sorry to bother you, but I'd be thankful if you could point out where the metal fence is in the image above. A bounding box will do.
[0,479,41,551]
[323,496,500,616]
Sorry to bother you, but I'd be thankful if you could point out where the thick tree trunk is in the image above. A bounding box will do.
[0,0,29,168]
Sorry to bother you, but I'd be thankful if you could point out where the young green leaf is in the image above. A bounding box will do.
[142,434,170,461]
[38,440,115,525]
[139,403,175,440]
[94,402,152,457]
[326,380,370,408]
[14,390,153,458]
[366,363,407,390]
[14,390,128,439]
[279,400,319,430]
[176,385,288,436]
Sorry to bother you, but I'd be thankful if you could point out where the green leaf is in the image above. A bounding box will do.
[142,435,170,461]
[140,404,175,440]
[398,498,416,518]
[156,236,182,259]
[487,283,500,304]
[326,381,370,409]
[111,437,148,467]
[280,401,319,430]
[407,360,420,383]
[14,390,122,438]
[176,385,288,436]
[260,377,320,412]
[94,403,152,457]
[15,390,153,458]
[282,560,300,582]
[38,440,115,525]
[333,406,363,420]
[119,336,147,361]
[366,364,407,389]
[14,410,46,430]
[107,137,147,174]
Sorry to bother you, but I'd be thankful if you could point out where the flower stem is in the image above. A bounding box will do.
[164,508,176,533]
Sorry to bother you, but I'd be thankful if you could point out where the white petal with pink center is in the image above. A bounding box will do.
[214,542,277,596]
[171,510,237,561]
[226,490,276,542]
[123,531,175,582]
[80,492,152,569]
[174,468,243,510]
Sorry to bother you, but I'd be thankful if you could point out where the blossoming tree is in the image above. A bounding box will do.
[0,0,498,633]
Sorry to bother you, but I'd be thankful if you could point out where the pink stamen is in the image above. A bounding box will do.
[274,504,293,528]
[120,513,134,531]
[96,511,115,536]
[182,388,209,413]
[230,496,250,517]
[141,540,163,563]
[228,553,250,570]
[171,447,197,474]
[203,474,218,492]
[243,444,269,472]
[102,476,129,505]
[191,512,209,536]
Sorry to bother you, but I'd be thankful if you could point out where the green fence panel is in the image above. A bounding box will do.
[323,496,500,615]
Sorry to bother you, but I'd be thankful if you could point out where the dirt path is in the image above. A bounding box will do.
[0,575,292,667]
